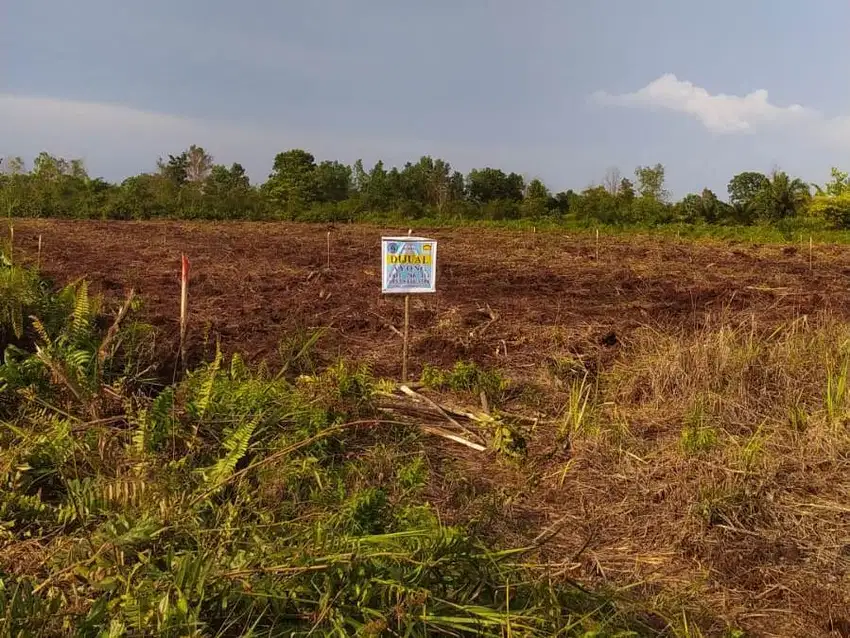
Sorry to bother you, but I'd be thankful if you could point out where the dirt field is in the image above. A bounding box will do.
[11,219,850,636]
[10,219,850,375]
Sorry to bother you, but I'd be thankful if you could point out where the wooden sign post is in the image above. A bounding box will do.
[381,232,438,382]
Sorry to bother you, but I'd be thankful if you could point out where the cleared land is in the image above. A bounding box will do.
[11,219,850,636]
[11,220,849,370]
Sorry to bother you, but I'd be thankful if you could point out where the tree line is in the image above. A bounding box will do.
[2,147,849,228]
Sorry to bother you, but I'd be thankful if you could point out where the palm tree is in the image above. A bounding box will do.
[754,170,811,222]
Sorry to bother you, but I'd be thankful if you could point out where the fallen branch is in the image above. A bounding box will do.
[367,311,405,339]
[420,425,486,452]
[470,303,499,337]
[399,385,485,444]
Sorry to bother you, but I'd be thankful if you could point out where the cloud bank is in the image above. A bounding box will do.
[592,73,849,144]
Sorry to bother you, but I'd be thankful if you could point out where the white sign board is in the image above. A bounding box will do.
[381,236,437,294]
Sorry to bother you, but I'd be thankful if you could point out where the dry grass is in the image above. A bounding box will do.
[442,312,850,635]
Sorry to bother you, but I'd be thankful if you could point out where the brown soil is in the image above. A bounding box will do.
[11,220,850,375]
[11,219,850,636]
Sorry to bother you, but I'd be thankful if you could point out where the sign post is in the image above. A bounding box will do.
[381,233,438,381]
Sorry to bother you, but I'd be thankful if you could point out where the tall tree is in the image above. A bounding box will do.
[157,152,189,187]
[466,168,524,203]
[265,149,319,213]
[617,178,636,205]
[634,164,669,202]
[525,178,550,201]
[185,145,213,184]
[727,171,769,208]
[753,171,810,222]
[314,161,352,203]
[603,167,622,195]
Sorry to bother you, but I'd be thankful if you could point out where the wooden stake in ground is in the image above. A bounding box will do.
[37,235,42,270]
[401,228,413,382]
[8,224,13,265]
[402,294,410,382]
[179,254,190,372]
[595,227,599,261]
[326,230,331,269]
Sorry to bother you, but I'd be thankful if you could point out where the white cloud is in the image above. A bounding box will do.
[591,74,815,134]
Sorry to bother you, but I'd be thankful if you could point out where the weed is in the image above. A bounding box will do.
[559,372,594,438]
[824,355,849,426]
[278,325,325,376]
[679,397,719,456]
[421,360,507,403]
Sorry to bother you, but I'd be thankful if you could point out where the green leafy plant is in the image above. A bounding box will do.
[421,360,507,403]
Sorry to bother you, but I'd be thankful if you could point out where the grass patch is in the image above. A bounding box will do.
[0,255,646,636]
[420,360,507,403]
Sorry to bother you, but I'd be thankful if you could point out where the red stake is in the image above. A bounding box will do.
[180,254,190,371]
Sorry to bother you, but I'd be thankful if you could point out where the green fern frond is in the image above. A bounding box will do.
[193,346,222,420]
[9,299,23,339]
[66,348,93,371]
[30,316,50,346]
[229,352,247,381]
[71,280,91,341]
[204,415,259,487]
[133,387,175,454]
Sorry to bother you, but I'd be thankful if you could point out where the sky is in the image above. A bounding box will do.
[2,0,849,198]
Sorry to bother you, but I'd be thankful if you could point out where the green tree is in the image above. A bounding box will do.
[466,168,524,203]
[521,178,551,218]
[810,193,850,228]
[265,149,319,215]
[727,171,769,208]
[753,171,810,222]
[676,188,727,224]
[814,167,849,197]
[573,186,620,224]
[525,178,550,202]
[617,178,636,206]
[808,167,850,228]
[634,164,669,202]
[32,152,63,181]
[314,161,352,203]
[548,190,573,215]
[360,160,393,211]
[157,152,189,187]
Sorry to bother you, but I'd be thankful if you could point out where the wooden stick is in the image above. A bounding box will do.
[595,227,599,261]
[326,230,331,269]
[402,294,410,382]
[419,425,486,452]
[37,234,42,270]
[179,254,190,372]
[401,228,413,382]
[399,384,483,442]
[8,224,13,265]
[480,389,490,415]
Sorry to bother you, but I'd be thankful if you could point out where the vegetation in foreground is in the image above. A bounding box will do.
[0,252,652,636]
[5,232,850,636]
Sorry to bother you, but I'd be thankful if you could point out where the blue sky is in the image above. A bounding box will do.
[2,0,849,197]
